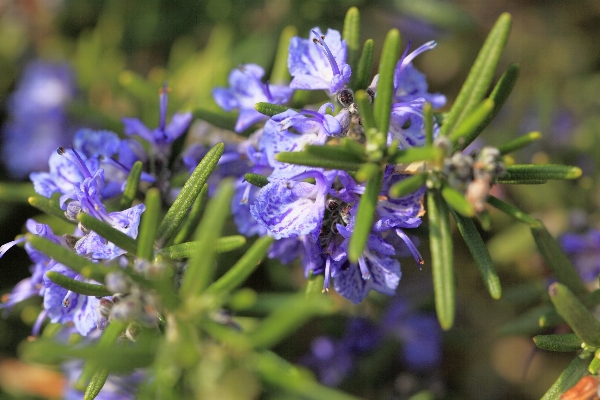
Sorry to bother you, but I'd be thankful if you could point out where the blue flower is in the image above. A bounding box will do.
[375,171,426,232]
[300,336,354,387]
[250,171,330,240]
[560,228,600,283]
[393,40,446,107]
[213,64,293,133]
[42,263,101,336]
[30,130,147,200]
[74,204,146,260]
[331,224,402,304]
[388,99,438,149]
[288,28,351,94]
[260,106,339,179]
[1,61,76,178]
[122,82,192,151]
[382,297,442,372]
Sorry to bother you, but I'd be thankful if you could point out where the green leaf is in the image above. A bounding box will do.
[305,272,325,296]
[248,294,334,349]
[427,190,455,330]
[539,309,565,328]
[355,163,380,183]
[353,39,374,90]
[348,167,383,263]
[119,161,143,210]
[343,7,360,83]
[355,90,376,132]
[388,146,441,165]
[28,194,73,224]
[340,137,367,159]
[244,173,270,188]
[503,164,582,181]
[156,143,224,246]
[389,173,427,198]
[449,99,495,147]
[497,304,554,336]
[305,144,366,163]
[450,209,501,299]
[255,102,290,117]
[456,63,520,151]
[45,271,112,297]
[549,283,600,347]
[172,185,208,245]
[208,236,274,295]
[441,185,476,217]
[497,179,547,185]
[373,29,401,145]
[477,209,493,231]
[441,13,512,136]
[0,183,35,203]
[424,102,434,146]
[252,350,362,400]
[84,367,109,400]
[77,213,138,255]
[540,356,589,400]
[158,235,246,259]
[497,131,541,156]
[275,151,363,171]
[589,354,600,375]
[533,333,581,352]
[76,321,128,390]
[531,224,587,296]
[137,188,161,260]
[271,25,297,84]
[26,235,110,282]
[486,195,540,226]
[179,179,234,299]
[192,109,236,131]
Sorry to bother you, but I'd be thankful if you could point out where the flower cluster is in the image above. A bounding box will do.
[214,27,443,303]
[0,88,193,397]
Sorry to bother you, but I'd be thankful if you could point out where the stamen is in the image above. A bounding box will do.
[397,39,438,75]
[358,258,371,280]
[57,147,92,179]
[262,80,274,102]
[396,228,424,268]
[159,81,169,131]
[311,30,340,75]
[322,257,332,292]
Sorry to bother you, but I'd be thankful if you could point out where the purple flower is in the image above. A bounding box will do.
[74,204,146,260]
[393,40,446,108]
[300,336,354,386]
[375,171,426,232]
[382,297,442,371]
[213,64,293,133]
[560,228,600,283]
[122,82,192,151]
[331,224,402,304]
[288,28,351,94]
[260,106,339,179]
[42,263,101,336]
[388,99,439,149]
[1,61,76,178]
[250,171,330,240]
[30,130,146,200]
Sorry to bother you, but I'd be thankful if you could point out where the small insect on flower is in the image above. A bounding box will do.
[561,374,600,400]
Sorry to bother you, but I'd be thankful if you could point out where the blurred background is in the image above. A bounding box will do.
[0,0,599,399]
